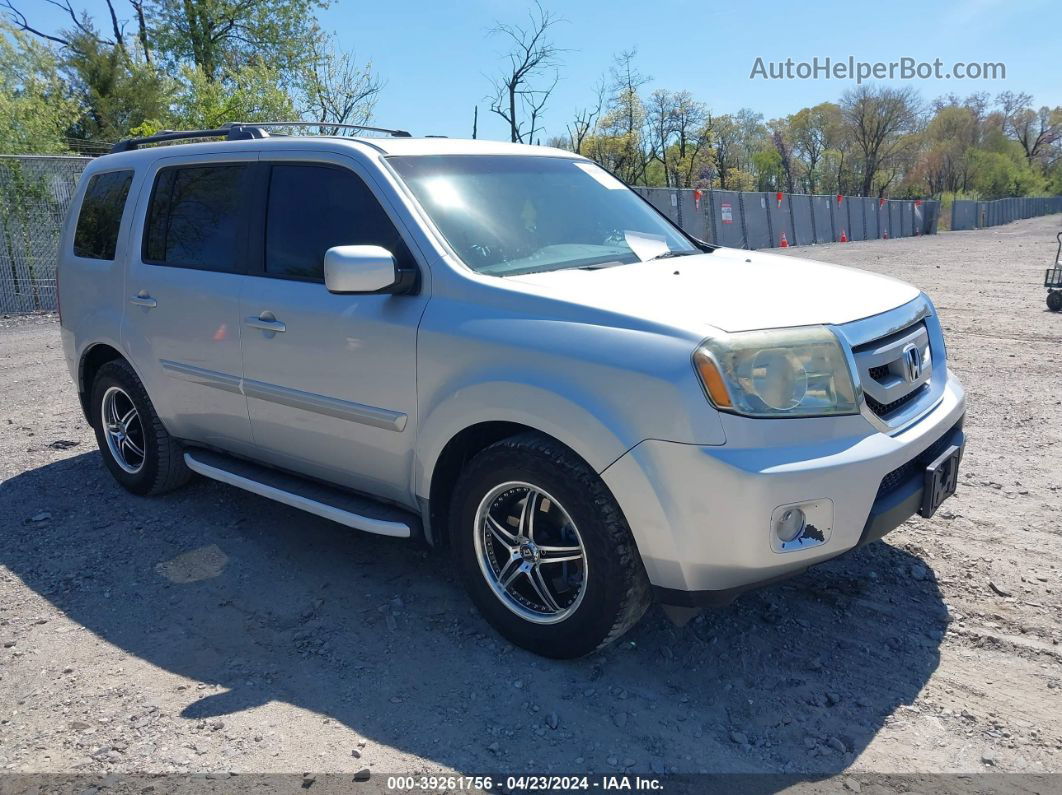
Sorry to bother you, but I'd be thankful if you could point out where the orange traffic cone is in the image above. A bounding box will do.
[779,232,789,248]
[840,229,848,243]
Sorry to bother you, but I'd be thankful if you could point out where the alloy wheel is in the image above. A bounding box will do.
[100,386,146,474]
[473,481,588,624]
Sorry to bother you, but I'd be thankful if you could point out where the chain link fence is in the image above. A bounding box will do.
[0,153,1057,316]
[0,155,91,314]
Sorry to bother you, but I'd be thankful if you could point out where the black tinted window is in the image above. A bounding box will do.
[73,171,133,260]
[265,164,412,280]
[144,164,250,271]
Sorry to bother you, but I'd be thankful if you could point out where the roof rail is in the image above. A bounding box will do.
[110,121,412,154]
[233,121,413,138]
[110,124,269,153]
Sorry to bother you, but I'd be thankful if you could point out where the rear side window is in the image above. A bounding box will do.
[264,164,414,281]
[73,170,133,260]
[144,164,251,272]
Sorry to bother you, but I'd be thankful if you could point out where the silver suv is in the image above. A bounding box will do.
[58,124,966,658]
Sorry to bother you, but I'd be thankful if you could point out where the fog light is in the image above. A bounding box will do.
[770,500,834,553]
[775,508,806,542]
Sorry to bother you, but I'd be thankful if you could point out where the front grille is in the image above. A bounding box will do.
[865,384,928,417]
[851,318,932,421]
[876,419,961,498]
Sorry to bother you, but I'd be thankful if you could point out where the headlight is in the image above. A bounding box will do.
[693,326,859,418]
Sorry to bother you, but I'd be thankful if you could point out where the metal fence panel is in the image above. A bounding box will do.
[863,198,882,239]
[810,195,834,243]
[789,194,814,246]
[879,199,896,237]
[683,189,709,241]
[952,200,976,230]
[766,192,795,248]
[900,201,914,237]
[708,190,745,248]
[842,197,865,241]
[923,200,939,234]
[742,191,772,249]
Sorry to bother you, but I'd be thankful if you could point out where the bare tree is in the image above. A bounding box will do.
[302,36,381,134]
[645,89,678,184]
[487,1,563,144]
[597,49,650,183]
[4,0,155,61]
[3,0,126,55]
[129,0,150,62]
[770,122,796,193]
[841,84,921,196]
[997,92,1062,164]
[566,76,604,154]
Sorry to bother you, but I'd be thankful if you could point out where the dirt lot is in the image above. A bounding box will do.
[1,215,1060,782]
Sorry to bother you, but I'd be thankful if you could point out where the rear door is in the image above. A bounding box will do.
[238,155,427,506]
[122,153,257,455]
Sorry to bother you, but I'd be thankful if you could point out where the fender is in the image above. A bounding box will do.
[414,378,636,502]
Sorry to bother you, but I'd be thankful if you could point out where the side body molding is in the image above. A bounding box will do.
[159,359,407,432]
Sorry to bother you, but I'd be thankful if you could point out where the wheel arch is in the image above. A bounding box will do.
[78,343,128,425]
[422,419,627,550]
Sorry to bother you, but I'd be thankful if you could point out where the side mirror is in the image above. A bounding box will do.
[323,245,414,294]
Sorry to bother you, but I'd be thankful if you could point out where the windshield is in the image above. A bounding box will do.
[388,155,699,276]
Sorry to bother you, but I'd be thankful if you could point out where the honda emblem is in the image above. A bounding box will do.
[901,343,923,383]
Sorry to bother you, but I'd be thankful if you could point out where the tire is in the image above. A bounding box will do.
[451,432,650,658]
[89,359,192,496]
[1048,290,1062,312]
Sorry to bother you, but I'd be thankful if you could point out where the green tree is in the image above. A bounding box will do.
[789,102,844,193]
[0,23,79,152]
[63,33,174,143]
[968,131,1045,198]
[147,0,329,83]
[172,62,295,130]
[841,84,921,196]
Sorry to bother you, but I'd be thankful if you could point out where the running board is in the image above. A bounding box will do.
[183,449,414,538]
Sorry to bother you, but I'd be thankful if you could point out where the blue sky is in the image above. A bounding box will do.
[28,0,1062,140]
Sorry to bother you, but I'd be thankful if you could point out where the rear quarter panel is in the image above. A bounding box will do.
[58,158,149,394]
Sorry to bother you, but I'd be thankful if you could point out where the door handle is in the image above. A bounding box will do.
[245,311,286,333]
[129,291,157,308]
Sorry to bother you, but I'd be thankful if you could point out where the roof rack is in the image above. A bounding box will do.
[237,121,412,138]
[110,121,412,154]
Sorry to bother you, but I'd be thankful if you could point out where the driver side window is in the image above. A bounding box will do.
[264,163,413,281]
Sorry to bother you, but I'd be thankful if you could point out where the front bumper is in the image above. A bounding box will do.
[600,372,966,604]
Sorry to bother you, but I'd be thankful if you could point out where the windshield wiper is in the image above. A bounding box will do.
[649,250,697,261]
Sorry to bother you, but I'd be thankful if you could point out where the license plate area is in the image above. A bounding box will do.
[920,444,962,518]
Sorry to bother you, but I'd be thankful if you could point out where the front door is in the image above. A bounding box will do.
[122,153,256,456]
[238,159,427,506]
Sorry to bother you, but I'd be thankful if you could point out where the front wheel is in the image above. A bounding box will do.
[1048,290,1062,312]
[451,432,650,658]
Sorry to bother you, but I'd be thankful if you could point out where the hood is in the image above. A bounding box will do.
[509,247,921,334]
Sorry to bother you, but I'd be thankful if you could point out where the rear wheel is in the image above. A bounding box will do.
[451,432,650,658]
[90,360,192,495]
[1048,290,1062,312]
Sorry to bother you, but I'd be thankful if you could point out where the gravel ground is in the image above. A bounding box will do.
[0,215,1060,782]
